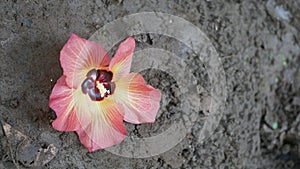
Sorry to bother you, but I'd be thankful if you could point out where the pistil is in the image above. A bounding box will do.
[81,69,115,101]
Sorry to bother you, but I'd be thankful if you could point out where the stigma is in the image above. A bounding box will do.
[96,81,110,98]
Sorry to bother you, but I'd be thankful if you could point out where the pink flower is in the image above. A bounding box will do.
[49,34,161,152]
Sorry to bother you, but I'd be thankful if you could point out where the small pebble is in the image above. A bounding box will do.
[272,122,278,129]
[282,144,290,154]
[282,60,287,66]
[274,77,279,83]
[292,97,300,106]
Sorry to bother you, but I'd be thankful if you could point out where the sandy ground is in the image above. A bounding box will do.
[0,0,299,168]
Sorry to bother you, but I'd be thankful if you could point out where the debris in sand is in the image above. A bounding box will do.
[1,121,58,168]
[266,0,292,21]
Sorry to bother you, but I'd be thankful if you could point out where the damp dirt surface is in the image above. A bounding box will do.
[1,0,300,169]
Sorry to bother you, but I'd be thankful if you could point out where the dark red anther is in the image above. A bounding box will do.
[96,70,113,82]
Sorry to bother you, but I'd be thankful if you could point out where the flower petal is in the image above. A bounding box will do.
[76,99,126,152]
[60,33,110,88]
[109,73,161,124]
[109,37,135,82]
[49,76,92,131]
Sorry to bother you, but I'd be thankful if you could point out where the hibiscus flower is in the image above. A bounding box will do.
[49,34,161,152]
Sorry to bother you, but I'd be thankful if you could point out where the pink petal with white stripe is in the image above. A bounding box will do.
[109,37,135,82]
[49,76,92,131]
[109,73,161,124]
[76,99,126,152]
[60,34,110,88]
